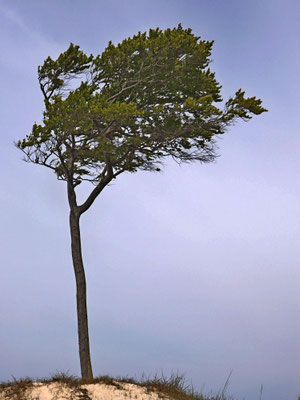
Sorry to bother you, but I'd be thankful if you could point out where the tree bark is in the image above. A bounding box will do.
[69,210,93,379]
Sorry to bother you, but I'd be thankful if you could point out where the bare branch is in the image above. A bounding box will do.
[78,175,112,215]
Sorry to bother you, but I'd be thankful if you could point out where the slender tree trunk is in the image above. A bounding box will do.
[69,210,93,379]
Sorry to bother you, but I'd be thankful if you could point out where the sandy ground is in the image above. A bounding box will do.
[0,381,169,400]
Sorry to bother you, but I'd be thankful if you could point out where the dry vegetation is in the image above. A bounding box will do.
[0,371,236,400]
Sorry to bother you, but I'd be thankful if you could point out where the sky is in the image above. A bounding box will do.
[0,1,300,399]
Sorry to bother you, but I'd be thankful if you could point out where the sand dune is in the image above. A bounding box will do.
[0,381,169,400]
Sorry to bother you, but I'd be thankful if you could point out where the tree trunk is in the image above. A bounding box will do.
[69,210,93,379]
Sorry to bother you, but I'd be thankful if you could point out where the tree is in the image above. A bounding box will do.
[16,25,267,379]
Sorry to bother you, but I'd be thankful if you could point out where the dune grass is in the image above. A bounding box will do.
[0,370,237,400]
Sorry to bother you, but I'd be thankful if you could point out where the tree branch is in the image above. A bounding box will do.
[78,176,112,215]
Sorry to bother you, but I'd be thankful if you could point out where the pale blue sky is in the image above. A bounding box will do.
[0,1,300,399]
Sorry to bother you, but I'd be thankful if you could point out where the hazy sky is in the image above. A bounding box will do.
[1,1,300,399]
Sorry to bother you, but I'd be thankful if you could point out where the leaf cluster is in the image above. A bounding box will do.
[17,25,267,189]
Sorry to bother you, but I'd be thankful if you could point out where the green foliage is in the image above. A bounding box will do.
[17,25,267,187]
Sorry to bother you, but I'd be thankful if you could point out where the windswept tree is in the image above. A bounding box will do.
[17,25,267,379]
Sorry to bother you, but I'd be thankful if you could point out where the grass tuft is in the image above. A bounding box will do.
[0,377,34,400]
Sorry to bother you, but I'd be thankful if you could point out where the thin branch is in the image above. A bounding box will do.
[107,80,141,102]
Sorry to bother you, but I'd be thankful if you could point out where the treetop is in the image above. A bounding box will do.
[17,24,267,194]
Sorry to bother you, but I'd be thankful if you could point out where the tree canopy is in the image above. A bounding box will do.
[17,25,267,210]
